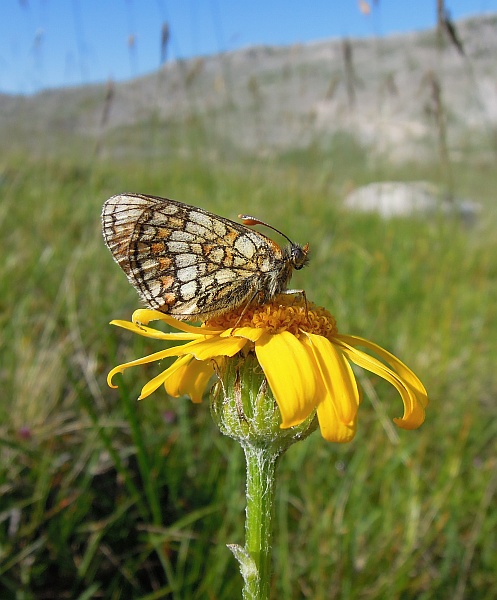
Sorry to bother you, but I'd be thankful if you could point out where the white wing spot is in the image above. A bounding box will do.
[176,253,197,268]
[190,211,213,228]
[180,280,198,300]
[213,220,227,237]
[141,226,158,241]
[215,269,237,284]
[170,230,195,242]
[177,265,198,283]
[148,280,162,298]
[208,247,225,264]
[233,256,249,267]
[161,204,179,215]
[167,241,190,253]
[114,207,143,222]
[258,256,272,272]
[185,221,214,240]
[140,259,158,273]
[234,236,256,259]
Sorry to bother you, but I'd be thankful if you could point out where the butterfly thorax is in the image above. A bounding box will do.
[260,242,309,302]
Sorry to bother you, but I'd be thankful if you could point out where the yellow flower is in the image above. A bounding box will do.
[107,295,428,443]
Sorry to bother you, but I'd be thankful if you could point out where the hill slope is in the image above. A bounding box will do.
[2,13,496,161]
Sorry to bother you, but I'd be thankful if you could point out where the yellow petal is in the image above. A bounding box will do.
[131,308,170,323]
[316,399,357,442]
[110,319,202,341]
[165,357,215,403]
[107,346,186,388]
[255,331,317,428]
[220,326,267,342]
[303,333,361,424]
[336,335,427,429]
[107,334,246,390]
[139,355,191,399]
[174,335,247,360]
[131,308,223,335]
[338,335,428,408]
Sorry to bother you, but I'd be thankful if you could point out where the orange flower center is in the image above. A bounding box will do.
[205,294,338,338]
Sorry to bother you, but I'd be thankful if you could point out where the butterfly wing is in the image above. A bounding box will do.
[102,193,284,319]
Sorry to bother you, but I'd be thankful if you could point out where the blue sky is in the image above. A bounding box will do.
[1,0,496,94]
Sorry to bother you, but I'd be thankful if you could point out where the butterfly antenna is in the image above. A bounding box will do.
[239,215,295,245]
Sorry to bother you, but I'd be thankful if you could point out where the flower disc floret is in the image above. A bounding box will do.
[207,294,338,339]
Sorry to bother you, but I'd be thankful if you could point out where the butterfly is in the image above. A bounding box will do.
[102,193,309,321]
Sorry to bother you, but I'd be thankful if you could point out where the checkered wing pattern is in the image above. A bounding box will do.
[102,193,290,320]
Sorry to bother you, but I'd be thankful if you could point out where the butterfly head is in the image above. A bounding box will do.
[290,242,310,270]
[239,214,310,272]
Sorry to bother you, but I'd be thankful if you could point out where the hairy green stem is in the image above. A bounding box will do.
[242,445,278,600]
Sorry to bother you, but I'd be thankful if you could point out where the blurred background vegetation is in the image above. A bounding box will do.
[1,2,497,599]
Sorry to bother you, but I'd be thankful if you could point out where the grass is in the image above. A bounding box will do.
[1,140,496,599]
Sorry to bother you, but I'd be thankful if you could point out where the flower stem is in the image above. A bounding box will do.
[211,354,318,597]
[241,444,278,600]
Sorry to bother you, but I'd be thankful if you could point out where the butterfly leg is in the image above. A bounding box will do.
[280,288,309,320]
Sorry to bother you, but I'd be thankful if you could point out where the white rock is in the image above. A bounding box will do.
[344,181,480,223]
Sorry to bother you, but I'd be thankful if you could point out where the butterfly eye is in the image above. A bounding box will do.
[291,244,309,270]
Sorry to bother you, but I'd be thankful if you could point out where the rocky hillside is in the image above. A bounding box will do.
[2,13,496,161]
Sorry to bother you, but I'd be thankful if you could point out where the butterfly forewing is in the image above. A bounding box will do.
[102,194,291,320]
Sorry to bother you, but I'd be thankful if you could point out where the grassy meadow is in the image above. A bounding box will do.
[1,138,496,599]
